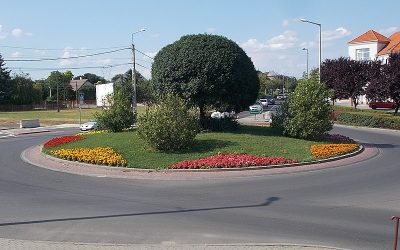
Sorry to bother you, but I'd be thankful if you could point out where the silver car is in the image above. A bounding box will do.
[80,121,98,131]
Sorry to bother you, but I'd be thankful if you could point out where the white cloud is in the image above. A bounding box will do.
[298,41,316,48]
[11,51,22,57]
[0,25,7,39]
[378,26,400,36]
[282,19,289,27]
[266,30,297,50]
[59,47,74,66]
[322,27,351,42]
[11,28,32,38]
[206,27,216,34]
[241,31,298,51]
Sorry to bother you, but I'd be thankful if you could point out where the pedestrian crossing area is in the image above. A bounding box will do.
[0,131,15,139]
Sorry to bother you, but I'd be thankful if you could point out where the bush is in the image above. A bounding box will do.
[137,94,200,151]
[336,111,400,130]
[273,72,333,139]
[94,90,135,132]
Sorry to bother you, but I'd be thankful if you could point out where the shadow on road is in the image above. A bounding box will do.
[0,197,280,227]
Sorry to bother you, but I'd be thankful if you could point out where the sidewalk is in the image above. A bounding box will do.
[0,124,78,138]
[0,238,347,250]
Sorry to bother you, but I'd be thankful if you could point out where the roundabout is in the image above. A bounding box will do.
[0,124,399,249]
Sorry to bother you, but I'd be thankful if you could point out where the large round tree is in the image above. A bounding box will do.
[151,34,260,119]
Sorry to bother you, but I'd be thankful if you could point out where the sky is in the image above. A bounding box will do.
[1,0,400,81]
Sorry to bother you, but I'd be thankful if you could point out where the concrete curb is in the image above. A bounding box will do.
[21,143,378,181]
[0,238,348,250]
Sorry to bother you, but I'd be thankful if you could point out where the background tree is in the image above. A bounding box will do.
[321,57,372,109]
[74,73,106,85]
[151,34,260,121]
[368,53,400,114]
[0,53,12,104]
[111,69,153,104]
[45,71,72,110]
[10,73,35,105]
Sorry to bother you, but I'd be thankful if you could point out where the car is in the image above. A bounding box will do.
[368,101,397,109]
[80,121,98,131]
[259,98,269,107]
[276,94,288,100]
[249,101,263,113]
[265,95,275,105]
[211,111,236,119]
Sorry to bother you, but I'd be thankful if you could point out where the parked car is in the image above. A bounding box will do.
[265,95,275,105]
[80,121,98,131]
[249,101,263,113]
[259,98,269,107]
[368,101,397,109]
[276,94,288,100]
[211,111,236,119]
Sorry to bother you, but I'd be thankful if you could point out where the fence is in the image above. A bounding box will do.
[0,100,97,112]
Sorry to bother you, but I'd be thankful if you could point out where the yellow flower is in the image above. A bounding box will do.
[310,144,359,159]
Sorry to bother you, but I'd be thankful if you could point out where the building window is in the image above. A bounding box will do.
[356,48,370,61]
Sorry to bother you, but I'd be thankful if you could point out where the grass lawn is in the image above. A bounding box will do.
[47,125,330,169]
[0,106,145,127]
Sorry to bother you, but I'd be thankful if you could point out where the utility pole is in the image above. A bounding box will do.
[131,29,145,119]
[131,42,137,118]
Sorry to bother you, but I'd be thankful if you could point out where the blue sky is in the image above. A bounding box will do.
[1,0,399,80]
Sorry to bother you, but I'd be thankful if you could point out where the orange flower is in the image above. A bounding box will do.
[310,144,359,159]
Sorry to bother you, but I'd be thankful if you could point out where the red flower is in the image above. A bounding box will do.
[169,154,297,169]
[43,135,84,149]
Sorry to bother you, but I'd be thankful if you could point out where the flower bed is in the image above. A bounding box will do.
[43,135,84,149]
[310,143,359,159]
[169,153,298,169]
[50,147,127,167]
[77,130,108,136]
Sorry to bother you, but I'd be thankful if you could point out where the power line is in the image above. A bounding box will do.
[4,47,130,62]
[8,63,132,71]
[135,63,151,70]
[135,48,154,60]
[0,45,129,51]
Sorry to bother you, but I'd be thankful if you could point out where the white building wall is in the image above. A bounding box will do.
[96,82,114,107]
[348,42,378,60]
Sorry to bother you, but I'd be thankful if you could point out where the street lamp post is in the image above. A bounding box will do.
[302,48,309,78]
[131,29,146,119]
[300,18,321,82]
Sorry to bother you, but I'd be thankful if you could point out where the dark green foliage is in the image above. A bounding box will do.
[0,54,12,104]
[94,90,135,132]
[112,69,154,104]
[201,117,239,132]
[273,72,333,139]
[74,73,106,85]
[151,34,260,119]
[335,111,400,130]
[10,74,36,105]
[137,94,199,151]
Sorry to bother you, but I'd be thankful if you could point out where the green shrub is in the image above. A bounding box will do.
[273,72,333,139]
[336,111,400,129]
[137,94,200,151]
[94,90,135,132]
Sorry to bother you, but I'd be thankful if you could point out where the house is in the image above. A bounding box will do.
[348,29,400,63]
[95,82,114,107]
[347,30,400,104]
[69,78,93,92]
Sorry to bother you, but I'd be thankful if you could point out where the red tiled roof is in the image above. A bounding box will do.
[378,32,400,55]
[348,30,391,44]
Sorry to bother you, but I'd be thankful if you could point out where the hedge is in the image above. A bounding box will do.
[335,111,400,130]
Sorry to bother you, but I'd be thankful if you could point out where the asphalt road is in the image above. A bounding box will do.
[0,125,399,249]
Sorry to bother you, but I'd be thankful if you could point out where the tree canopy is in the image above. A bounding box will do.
[151,34,260,117]
[0,54,12,104]
[321,57,373,109]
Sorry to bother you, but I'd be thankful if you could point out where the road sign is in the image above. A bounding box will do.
[79,93,84,105]
[250,110,262,115]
